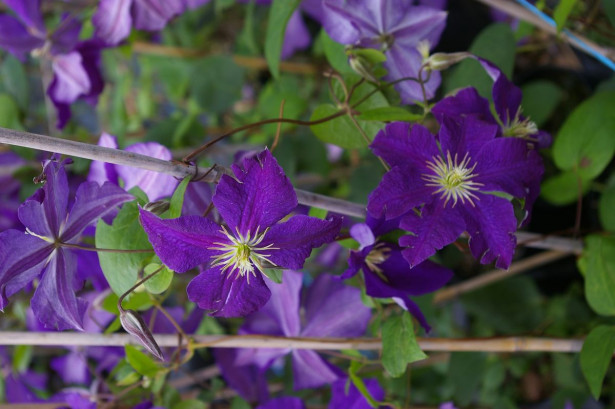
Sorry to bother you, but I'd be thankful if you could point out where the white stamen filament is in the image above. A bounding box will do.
[208,226,278,283]
[423,151,483,207]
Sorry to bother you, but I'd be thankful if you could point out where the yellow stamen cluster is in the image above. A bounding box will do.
[365,242,391,275]
[423,152,483,207]
[208,226,277,282]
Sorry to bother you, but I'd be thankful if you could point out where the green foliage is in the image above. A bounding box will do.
[349,361,380,408]
[599,181,615,231]
[318,29,353,74]
[96,190,154,295]
[604,0,615,27]
[125,345,164,377]
[580,235,615,316]
[191,55,245,114]
[143,263,174,294]
[541,170,591,206]
[553,92,615,180]
[444,23,516,98]
[381,311,427,377]
[168,176,191,219]
[448,352,487,406]
[172,400,207,409]
[0,94,23,130]
[554,0,579,32]
[0,55,29,111]
[357,107,422,122]
[263,268,283,284]
[12,345,32,373]
[580,325,615,398]
[521,81,562,127]
[265,0,301,78]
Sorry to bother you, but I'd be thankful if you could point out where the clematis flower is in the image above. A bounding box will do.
[139,149,341,317]
[368,118,542,269]
[214,348,270,403]
[0,158,133,330]
[257,397,305,409]
[0,346,47,403]
[88,133,178,201]
[0,0,105,128]
[93,0,198,46]
[330,377,391,409]
[236,271,371,390]
[322,0,447,104]
[344,215,452,331]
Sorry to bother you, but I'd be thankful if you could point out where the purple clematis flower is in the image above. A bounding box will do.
[0,158,133,330]
[139,149,341,317]
[322,0,447,104]
[236,271,371,390]
[214,348,270,403]
[368,118,542,269]
[93,0,190,46]
[88,133,178,201]
[330,377,391,409]
[344,215,452,331]
[0,346,47,403]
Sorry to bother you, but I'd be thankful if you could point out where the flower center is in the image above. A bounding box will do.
[208,226,278,282]
[378,33,395,51]
[365,243,390,275]
[504,116,538,139]
[423,152,483,207]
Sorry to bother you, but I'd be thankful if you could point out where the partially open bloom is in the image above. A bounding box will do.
[368,119,543,269]
[322,0,447,103]
[140,149,341,317]
[0,158,133,330]
[344,215,453,331]
[236,271,371,390]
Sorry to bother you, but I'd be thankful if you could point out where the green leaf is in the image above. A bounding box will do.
[541,170,591,206]
[521,81,562,127]
[12,345,32,373]
[553,92,615,180]
[582,235,615,316]
[125,344,163,377]
[96,194,154,296]
[604,0,615,27]
[600,180,615,231]
[308,206,328,219]
[353,48,387,64]
[191,56,245,114]
[143,264,174,295]
[381,311,427,377]
[168,176,190,219]
[449,352,488,406]
[263,268,283,284]
[349,361,379,408]
[580,325,615,398]
[554,0,578,32]
[172,400,207,409]
[0,94,23,130]
[1,55,29,110]
[257,76,309,135]
[444,23,516,99]
[357,106,422,122]
[264,0,301,78]
[319,29,353,74]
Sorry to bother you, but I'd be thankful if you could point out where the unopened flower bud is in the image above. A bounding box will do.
[348,54,379,83]
[424,52,471,72]
[120,309,165,361]
[143,200,170,215]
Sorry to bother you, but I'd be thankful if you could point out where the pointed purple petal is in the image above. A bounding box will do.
[387,6,447,47]
[116,142,178,201]
[330,378,386,409]
[384,46,441,104]
[302,274,370,337]
[0,15,44,60]
[370,122,439,169]
[431,87,493,123]
[214,348,270,403]
[460,194,517,269]
[257,270,302,336]
[281,11,310,59]
[139,209,223,272]
[214,149,297,234]
[492,72,522,125]
[292,349,340,390]
[49,15,82,54]
[322,0,377,44]
[187,266,271,317]
[438,116,498,159]
[93,0,132,45]
[0,230,52,308]
[50,352,89,385]
[350,223,375,250]
[31,249,87,330]
[61,181,133,242]
[399,201,465,267]
[50,52,91,103]
[18,200,53,238]
[262,215,341,270]
[132,0,184,31]
[367,165,434,220]
[88,133,119,186]
[3,0,44,32]
[257,397,305,409]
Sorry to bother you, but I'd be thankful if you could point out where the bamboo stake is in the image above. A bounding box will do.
[0,332,584,353]
[433,250,571,304]
[0,127,584,249]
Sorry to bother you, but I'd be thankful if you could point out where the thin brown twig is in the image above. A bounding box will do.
[271,98,286,152]
[433,250,571,304]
